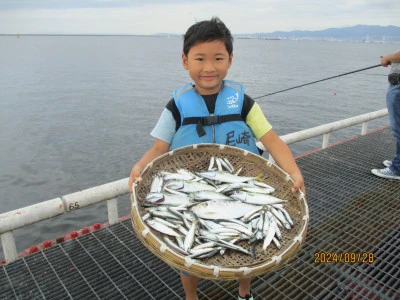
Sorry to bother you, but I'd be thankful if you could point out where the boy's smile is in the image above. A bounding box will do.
[182,40,232,95]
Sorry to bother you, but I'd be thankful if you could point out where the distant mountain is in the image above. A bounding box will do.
[235,25,400,42]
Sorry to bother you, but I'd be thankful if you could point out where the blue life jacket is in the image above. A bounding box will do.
[170,80,259,154]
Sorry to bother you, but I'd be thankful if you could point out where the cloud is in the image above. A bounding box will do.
[0,0,398,35]
[0,0,223,10]
[0,0,134,10]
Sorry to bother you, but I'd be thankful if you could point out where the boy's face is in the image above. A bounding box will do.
[182,40,232,95]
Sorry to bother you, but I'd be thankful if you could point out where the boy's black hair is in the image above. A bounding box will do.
[183,17,233,56]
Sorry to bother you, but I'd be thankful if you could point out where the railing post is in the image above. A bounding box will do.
[107,198,119,225]
[1,232,18,263]
[361,121,368,135]
[322,133,330,149]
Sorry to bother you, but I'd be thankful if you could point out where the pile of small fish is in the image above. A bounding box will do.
[141,156,294,260]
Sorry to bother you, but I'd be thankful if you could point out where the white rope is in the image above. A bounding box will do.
[213,266,220,277]
[294,234,303,244]
[159,242,167,253]
[184,257,193,268]
[141,228,149,237]
[240,267,251,276]
[272,255,282,265]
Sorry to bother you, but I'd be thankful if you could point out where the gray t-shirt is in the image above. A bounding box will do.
[390,62,400,74]
[390,50,400,73]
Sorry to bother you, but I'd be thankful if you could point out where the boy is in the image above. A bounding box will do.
[129,17,305,300]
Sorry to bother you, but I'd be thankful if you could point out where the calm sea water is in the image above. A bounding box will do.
[0,35,396,258]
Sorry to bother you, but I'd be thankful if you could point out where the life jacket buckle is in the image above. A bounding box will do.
[202,116,220,126]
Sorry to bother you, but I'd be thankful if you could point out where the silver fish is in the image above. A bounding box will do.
[189,247,220,258]
[190,190,231,201]
[163,237,188,255]
[184,216,198,252]
[166,207,185,220]
[142,212,151,221]
[241,206,265,222]
[196,170,257,183]
[241,186,275,194]
[145,192,164,203]
[250,180,276,190]
[247,212,261,222]
[222,157,235,173]
[150,175,164,193]
[215,182,245,193]
[208,156,215,170]
[208,227,242,235]
[270,206,291,229]
[163,172,194,181]
[257,210,265,231]
[276,206,294,226]
[262,211,276,252]
[146,219,180,237]
[192,241,217,250]
[150,210,181,220]
[191,200,258,220]
[163,186,188,196]
[152,216,179,228]
[263,211,270,232]
[196,248,221,259]
[177,225,189,236]
[274,219,282,240]
[214,239,252,256]
[176,235,184,249]
[255,230,264,240]
[234,167,244,176]
[222,223,254,237]
[165,180,216,193]
[272,237,281,249]
[201,219,225,230]
[218,218,250,229]
[251,218,260,230]
[176,169,203,181]
[162,193,192,206]
[230,191,287,206]
[216,157,223,171]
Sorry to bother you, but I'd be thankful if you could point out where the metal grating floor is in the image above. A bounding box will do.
[1,127,400,300]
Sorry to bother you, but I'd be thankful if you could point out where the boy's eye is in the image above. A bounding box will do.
[195,58,204,61]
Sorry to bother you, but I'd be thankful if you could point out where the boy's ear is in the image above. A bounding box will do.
[182,53,189,70]
[228,53,233,68]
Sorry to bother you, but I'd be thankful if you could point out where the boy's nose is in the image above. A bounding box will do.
[203,61,215,72]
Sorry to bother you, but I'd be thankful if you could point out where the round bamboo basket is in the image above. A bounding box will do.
[131,143,309,281]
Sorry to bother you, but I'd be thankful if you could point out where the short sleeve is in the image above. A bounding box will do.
[245,102,272,139]
[150,108,176,144]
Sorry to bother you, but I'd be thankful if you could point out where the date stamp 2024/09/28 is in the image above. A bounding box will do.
[314,252,375,264]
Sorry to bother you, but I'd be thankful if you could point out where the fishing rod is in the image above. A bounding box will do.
[253,64,382,99]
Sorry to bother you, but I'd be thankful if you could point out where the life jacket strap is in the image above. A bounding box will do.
[182,114,243,138]
[182,114,243,126]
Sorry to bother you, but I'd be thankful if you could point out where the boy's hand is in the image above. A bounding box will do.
[129,165,143,193]
[128,139,170,193]
[290,172,306,196]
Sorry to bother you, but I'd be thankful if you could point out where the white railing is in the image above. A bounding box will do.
[0,179,130,264]
[0,108,389,263]
[257,108,389,151]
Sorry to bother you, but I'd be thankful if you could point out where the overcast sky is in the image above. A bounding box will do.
[1,0,399,35]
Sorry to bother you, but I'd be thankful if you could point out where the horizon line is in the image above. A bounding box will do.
[1,24,399,37]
